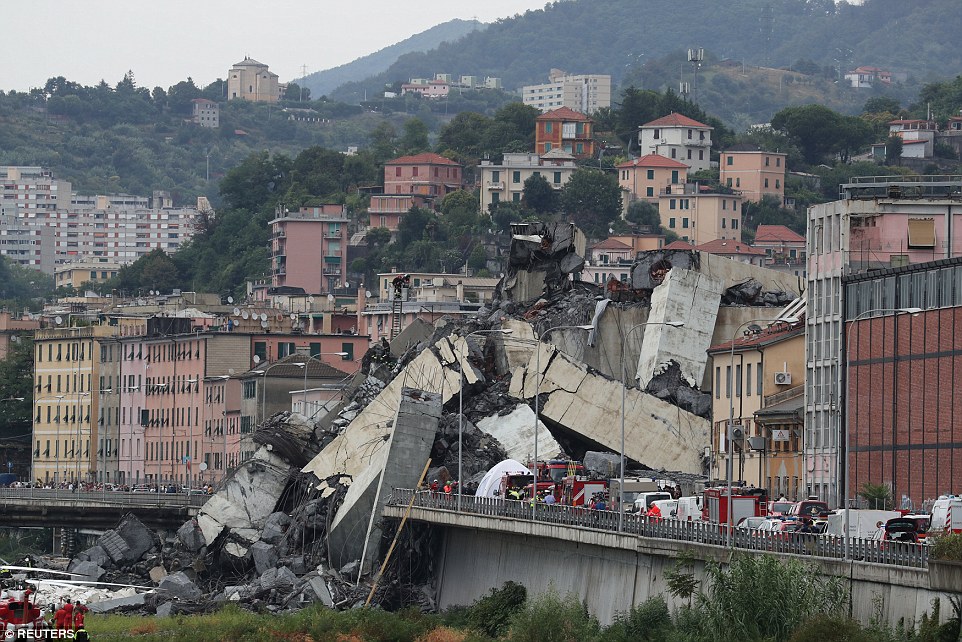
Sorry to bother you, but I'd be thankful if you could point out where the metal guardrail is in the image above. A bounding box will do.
[0,487,209,509]
[389,489,929,569]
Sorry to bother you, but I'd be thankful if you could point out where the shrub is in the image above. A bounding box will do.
[603,596,672,642]
[787,615,876,642]
[507,587,601,642]
[929,532,962,561]
[455,581,527,639]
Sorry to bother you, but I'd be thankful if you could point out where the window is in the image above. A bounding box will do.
[725,365,731,399]
[491,171,500,183]
[757,363,763,396]
[776,179,781,188]
[726,178,733,187]
[732,219,739,229]
[722,218,727,228]
[395,167,401,177]
[491,192,500,204]
[687,149,692,159]
[544,122,552,133]
[687,129,693,139]
[647,169,654,180]
[699,150,704,160]
[746,364,752,396]
[310,342,321,357]
[254,342,267,363]
[575,143,583,154]
[512,171,521,184]
[723,200,728,211]
[671,170,679,184]
[735,364,742,397]
[908,218,936,248]
[341,343,354,360]
[727,156,733,166]
[243,381,256,399]
[670,199,677,210]
[671,148,677,159]
[764,178,770,188]
[653,129,660,139]
[669,218,676,229]
[715,367,721,399]
[736,178,740,187]
[765,157,770,167]
[412,166,419,177]
[553,171,561,184]
[545,142,552,151]
[512,193,520,202]
[776,157,781,167]
[682,218,689,229]
[646,187,654,197]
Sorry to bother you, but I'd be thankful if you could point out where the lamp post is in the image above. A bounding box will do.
[123,385,140,486]
[153,382,169,488]
[458,329,513,510]
[726,316,797,547]
[842,306,920,560]
[299,353,349,416]
[252,361,305,427]
[97,388,113,484]
[618,320,685,532]
[74,390,91,485]
[185,378,198,490]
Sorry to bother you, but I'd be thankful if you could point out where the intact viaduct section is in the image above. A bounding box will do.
[384,505,951,628]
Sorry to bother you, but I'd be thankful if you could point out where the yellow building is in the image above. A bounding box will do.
[658,185,743,245]
[54,260,121,290]
[32,325,118,484]
[227,57,283,103]
[707,317,805,498]
[719,147,787,204]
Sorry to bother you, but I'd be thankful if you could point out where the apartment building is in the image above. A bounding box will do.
[639,113,713,172]
[0,166,71,218]
[719,147,787,203]
[478,150,577,213]
[657,183,743,245]
[270,205,348,294]
[368,153,463,230]
[535,107,595,159]
[191,99,219,128]
[55,260,121,290]
[617,154,689,204]
[521,71,611,113]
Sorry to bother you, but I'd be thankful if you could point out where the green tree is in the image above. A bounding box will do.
[440,190,478,216]
[521,173,558,214]
[366,227,392,249]
[885,135,903,165]
[625,200,661,229]
[0,336,33,439]
[490,201,524,231]
[559,169,622,238]
[771,105,871,165]
[283,82,310,101]
[397,207,435,246]
[858,482,893,510]
[398,118,430,155]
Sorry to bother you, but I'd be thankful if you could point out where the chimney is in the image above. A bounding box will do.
[456,280,465,303]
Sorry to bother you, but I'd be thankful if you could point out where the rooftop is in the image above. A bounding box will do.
[695,239,767,256]
[707,318,805,354]
[754,225,805,244]
[642,112,711,129]
[616,154,689,169]
[591,238,633,251]
[536,106,592,122]
[385,152,460,166]
[245,353,352,379]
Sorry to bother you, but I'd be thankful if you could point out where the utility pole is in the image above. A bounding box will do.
[300,64,308,102]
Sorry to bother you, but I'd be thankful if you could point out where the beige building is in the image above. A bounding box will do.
[55,260,122,290]
[617,154,689,203]
[657,184,743,245]
[708,318,805,497]
[521,70,611,113]
[719,147,787,203]
[32,325,119,484]
[227,57,284,103]
[479,150,578,213]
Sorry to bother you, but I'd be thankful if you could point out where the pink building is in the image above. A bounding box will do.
[382,152,462,197]
[754,224,806,265]
[401,81,449,99]
[367,194,428,232]
[719,147,786,203]
[271,205,348,294]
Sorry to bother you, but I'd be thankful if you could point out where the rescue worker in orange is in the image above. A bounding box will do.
[73,604,87,630]
[648,502,663,522]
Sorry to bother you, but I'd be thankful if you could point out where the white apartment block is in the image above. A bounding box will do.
[1,166,72,218]
[478,150,578,213]
[522,72,611,114]
[639,113,714,172]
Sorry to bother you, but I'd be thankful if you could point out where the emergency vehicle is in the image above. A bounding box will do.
[702,486,769,525]
[561,476,609,507]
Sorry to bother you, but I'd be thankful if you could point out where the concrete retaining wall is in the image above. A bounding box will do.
[386,506,951,629]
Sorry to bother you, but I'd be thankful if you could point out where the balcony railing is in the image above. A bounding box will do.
[486,181,505,190]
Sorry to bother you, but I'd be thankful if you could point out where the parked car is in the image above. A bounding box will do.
[737,516,768,530]
[767,500,795,517]
[875,517,920,544]
[131,484,153,493]
[788,498,829,520]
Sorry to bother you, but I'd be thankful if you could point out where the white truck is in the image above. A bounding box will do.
[676,496,704,521]
[824,509,901,539]
[930,496,962,533]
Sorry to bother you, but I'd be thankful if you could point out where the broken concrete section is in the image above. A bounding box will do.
[636,267,724,388]
[476,404,561,463]
[510,344,708,474]
[499,222,588,302]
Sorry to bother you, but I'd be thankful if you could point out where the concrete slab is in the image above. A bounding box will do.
[510,345,707,474]
[476,405,562,463]
[637,267,724,388]
[87,593,146,613]
[326,452,383,570]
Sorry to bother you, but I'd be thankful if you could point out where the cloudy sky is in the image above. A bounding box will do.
[2,1,549,92]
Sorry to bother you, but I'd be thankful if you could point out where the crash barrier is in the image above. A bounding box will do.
[390,489,929,569]
[0,486,210,508]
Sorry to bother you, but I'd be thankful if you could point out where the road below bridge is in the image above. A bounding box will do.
[385,490,952,627]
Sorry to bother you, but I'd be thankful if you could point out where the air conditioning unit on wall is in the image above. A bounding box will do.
[774,372,792,385]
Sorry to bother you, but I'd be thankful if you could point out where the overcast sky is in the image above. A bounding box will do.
[2,1,549,92]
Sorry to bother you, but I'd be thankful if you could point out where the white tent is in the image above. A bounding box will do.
[475,459,531,497]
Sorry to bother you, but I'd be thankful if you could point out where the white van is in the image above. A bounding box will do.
[824,509,900,539]
[649,498,679,519]
[633,491,672,514]
[930,496,962,533]
[676,496,704,522]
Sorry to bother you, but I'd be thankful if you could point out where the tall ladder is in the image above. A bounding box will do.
[390,290,403,340]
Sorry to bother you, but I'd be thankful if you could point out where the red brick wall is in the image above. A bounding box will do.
[848,307,962,508]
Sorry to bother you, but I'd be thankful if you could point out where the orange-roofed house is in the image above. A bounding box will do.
[753,224,805,266]
[617,154,689,203]
[639,113,713,172]
[535,107,595,159]
[368,152,464,231]
[695,239,767,266]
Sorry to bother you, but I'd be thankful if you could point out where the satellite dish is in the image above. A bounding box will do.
[199,462,208,471]
[233,307,240,316]
[251,355,260,365]
[261,320,269,329]
[228,368,236,374]
[307,296,314,304]
[365,291,372,298]
[290,313,297,320]
[241,311,249,320]
[227,296,234,304]
[55,316,63,325]
[260,313,268,322]
[327,294,335,302]
[344,282,350,288]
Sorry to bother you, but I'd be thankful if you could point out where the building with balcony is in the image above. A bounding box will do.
[535,107,595,159]
[617,154,689,204]
[478,150,577,213]
[401,80,449,99]
[719,147,787,203]
[0,312,39,360]
[0,166,72,219]
[657,183,743,245]
[227,57,284,103]
[270,205,348,294]
[55,259,121,290]
[369,153,463,230]
[708,316,805,495]
[753,225,806,267]
[807,175,962,506]
[522,70,611,113]
[639,113,713,172]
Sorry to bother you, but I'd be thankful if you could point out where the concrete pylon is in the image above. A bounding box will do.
[636,267,723,388]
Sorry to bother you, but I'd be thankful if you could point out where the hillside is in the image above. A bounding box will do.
[330,0,962,122]
[301,19,483,99]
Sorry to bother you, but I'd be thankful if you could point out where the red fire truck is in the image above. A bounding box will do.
[561,476,609,507]
[702,486,769,525]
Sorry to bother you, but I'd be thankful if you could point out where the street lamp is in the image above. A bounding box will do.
[122,385,140,485]
[185,379,198,490]
[253,361,305,427]
[726,316,797,547]
[97,389,113,484]
[843,306,920,560]
[299,353,349,415]
[618,320,685,531]
[153,382,169,487]
[458,329,513,510]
